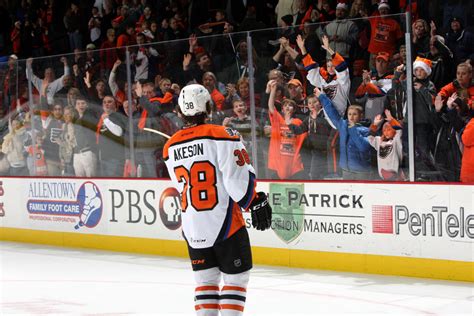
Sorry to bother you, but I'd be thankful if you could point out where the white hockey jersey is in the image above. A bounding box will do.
[302,52,351,117]
[368,119,403,179]
[163,124,257,249]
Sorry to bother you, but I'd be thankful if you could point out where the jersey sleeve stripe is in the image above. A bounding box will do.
[238,172,256,210]
[335,60,348,72]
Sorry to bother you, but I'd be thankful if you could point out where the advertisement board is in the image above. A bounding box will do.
[249,182,474,262]
[1,178,472,281]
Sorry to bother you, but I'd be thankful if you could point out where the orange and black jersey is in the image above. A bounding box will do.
[164,124,257,249]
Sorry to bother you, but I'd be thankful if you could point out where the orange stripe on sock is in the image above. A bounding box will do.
[220,304,245,312]
[196,286,219,292]
[221,286,246,292]
[195,304,220,311]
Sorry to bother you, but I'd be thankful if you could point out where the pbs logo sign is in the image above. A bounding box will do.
[159,187,182,230]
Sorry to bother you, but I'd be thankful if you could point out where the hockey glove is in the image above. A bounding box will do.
[249,192,272,231]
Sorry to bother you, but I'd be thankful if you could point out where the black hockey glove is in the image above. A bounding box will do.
[249,192,272,231]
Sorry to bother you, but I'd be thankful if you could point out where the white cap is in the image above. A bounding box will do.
[336,3,348,10]
[378,0,390,10]
[178,84,211,116]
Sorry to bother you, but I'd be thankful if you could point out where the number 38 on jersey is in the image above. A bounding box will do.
[173,149,250,212]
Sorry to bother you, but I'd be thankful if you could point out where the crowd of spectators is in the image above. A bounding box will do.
[0,0,473,182]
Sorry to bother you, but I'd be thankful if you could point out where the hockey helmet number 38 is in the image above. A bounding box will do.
[178,84,211,116]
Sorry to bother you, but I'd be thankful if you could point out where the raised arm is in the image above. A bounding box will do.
[321,34,334,57]
[281,37,300,61]
[273,38,288,63]
[109,59,122,97]
[25,58,41,90]
[267,80,278,115]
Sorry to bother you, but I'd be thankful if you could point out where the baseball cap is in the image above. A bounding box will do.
[9,54,18,60]
[86,44,96,50]
[287,79,303,87]
[376,52,390,62]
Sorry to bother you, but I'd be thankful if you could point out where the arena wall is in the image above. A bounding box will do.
[0,177,472,282]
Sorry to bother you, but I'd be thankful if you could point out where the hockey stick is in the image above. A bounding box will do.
[143,127,171,139]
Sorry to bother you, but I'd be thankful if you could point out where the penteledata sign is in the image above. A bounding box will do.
[248,182,473,262]
[0,178,472,263]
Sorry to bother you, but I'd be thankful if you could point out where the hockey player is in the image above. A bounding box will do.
[163,84,272,315]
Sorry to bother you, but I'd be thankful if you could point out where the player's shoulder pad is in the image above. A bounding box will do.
[163,125,240,160]
[202,124,240,140]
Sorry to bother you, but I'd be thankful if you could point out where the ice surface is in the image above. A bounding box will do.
[0,242,472,315]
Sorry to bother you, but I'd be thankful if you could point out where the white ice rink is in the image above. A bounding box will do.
[0,241,472,315]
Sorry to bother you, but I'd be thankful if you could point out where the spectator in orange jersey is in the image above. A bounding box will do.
[438,62,474,110]
[461,117,474,183]
[267,79,307,179]
[355,51,393,122]
[366,1,403,65]
[26,130,48,176]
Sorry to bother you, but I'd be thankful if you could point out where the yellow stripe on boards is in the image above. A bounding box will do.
[253,247,474,283]
[0,227,188,258]
[1,228,472,283]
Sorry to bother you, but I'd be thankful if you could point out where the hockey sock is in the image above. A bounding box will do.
[194,267,220,316]
[219,271,249,315]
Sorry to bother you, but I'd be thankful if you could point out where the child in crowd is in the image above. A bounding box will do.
[289,95,332,180]
[267,80,307,179]
[25,131,48,176]
[393,56,437,180]
[315,87,372,180]
[222,99,260,158]
[298,34,351,120]
[368,109,404,181]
